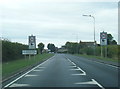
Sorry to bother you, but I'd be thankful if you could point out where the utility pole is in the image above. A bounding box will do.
[83,14,96,56]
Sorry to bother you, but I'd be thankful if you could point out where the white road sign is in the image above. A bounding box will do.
[29,35,36,49]
[100,31,107,46]
[22,50,37,55]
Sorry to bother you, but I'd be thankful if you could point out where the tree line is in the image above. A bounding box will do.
[2,37,57,62]
[2,39,28,62]
[38,43,57,54]
[2,33,118,62]
[64,34,119,60]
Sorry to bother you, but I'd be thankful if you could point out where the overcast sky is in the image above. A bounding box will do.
[0,0,119,48]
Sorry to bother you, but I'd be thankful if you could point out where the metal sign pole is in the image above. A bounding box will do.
[105,46,107,58]
[34,54,35,59]
[101,45,103,57]
[100,31,107,58]
[29,54,30,60]
[25,55,26,60]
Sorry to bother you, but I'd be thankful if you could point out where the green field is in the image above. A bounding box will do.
[75,54,119,62]
[2,53,54,78]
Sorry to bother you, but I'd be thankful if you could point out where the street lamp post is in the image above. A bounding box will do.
[83,14,96,55]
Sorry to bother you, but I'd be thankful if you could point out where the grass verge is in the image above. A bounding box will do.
[74,54,119,63]
[2,53,54,79]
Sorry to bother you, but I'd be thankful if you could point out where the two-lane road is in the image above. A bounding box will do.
[3,54,119,89]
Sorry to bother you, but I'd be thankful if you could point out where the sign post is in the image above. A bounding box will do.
[22,35,37,59]
[29,35,36,49]
[100,31,107,58]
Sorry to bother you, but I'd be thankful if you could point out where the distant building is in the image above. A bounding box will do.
[57,46,68,53]
[79,41,97,48]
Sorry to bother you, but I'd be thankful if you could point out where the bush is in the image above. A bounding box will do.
[79,45,118,60]
[107,45,118,59]
[79,47,94,55]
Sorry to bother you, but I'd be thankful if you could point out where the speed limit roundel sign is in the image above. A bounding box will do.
[30,37,34,42]
[101,32,107,39]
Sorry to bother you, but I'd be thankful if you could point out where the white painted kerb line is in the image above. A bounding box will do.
[3,56,52,88]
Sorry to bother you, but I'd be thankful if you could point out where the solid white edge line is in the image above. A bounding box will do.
[3,56,52,88]
[92,60,119,69]
[92,79,105,89]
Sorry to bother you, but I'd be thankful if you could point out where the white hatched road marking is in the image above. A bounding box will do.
[75,80,97,85]
[74,79,105,89]
[67,58,105,89]
[25,74,38,77]
[32,69,43,72]
[3,55,54,88]
[37,67,45,68]
[69,66,77,68]
[67,58,76,66]
[77,67,86,75]
[71,62,76,66]
[68,58,86,75]
[92,79,105,89]
[71,74,86,76]
[9,84,30,87]
[70,69,80,70]
[4,56,105,89]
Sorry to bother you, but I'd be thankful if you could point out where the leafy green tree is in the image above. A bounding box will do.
[107,34,117,45]
[47,43,56,52]
[38,43,44,54]
[111,40,117,45]
[47,43,51,50]
[65,42,80,54]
